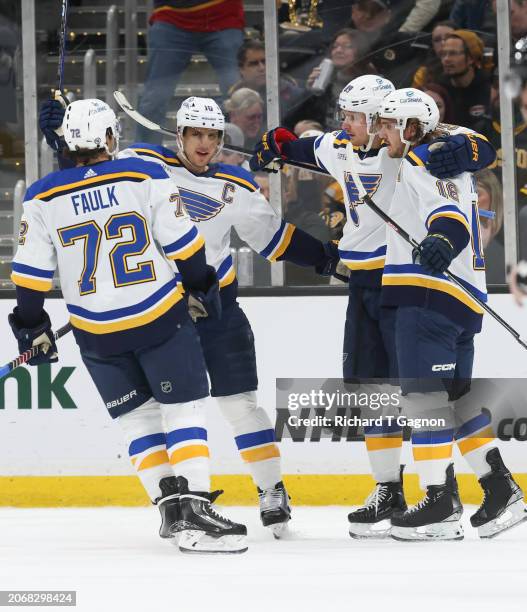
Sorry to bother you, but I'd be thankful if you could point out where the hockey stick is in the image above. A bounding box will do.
[0,322,73,380]
[57,0,69,94]
[113,90,326,175]
[346,143,527,351]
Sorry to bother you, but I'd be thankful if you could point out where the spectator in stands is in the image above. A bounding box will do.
[474,77,527,210]
[449,0,496,34]
[351,0,441,37]
[291,28,376,130]
[136,0,244,143]
[224,88,264,149]
[475,169,505,283]
[511,0,527,43]
[216,122,247,167]
[228,39,302,118]
[422,83,456,124]
[321,181,346,242]
[294,119,324,137]
[412,21,456,88]
[436,30,491,129]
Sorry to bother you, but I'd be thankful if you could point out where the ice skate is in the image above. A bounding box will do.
[173,476,248,554]
[391,464,464,542]
[156,476,181,539]
[471,448,527,539]
[348,466,406,539]
[258,481,291,538]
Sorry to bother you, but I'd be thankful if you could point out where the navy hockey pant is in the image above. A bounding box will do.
[395,306,474,399]
[81,319,209,419]
[343,285,398,381]
[195,300,258,397]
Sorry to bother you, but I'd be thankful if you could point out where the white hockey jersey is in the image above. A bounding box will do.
[122,144,297,294]
[312,130,400,287]
[12,157,205,354]
[381,142,487,333]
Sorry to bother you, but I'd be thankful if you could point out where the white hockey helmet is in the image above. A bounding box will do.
[379,87,440,145]
[338,75,395,150]
[63,98,120,156]
[176,96,225,162]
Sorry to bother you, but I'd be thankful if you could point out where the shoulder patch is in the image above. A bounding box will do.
[128,142,181,167]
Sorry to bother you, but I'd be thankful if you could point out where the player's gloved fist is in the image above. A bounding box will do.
[426,135,474,179]
[187,265,222,322]
[39,99,66,152]
[315,241,348,281]
[249,127,297,173]
[8,308,58,366]
[413,233,455,274]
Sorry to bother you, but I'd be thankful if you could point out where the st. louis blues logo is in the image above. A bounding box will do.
[179,187,225,222]
[343,173,382,227]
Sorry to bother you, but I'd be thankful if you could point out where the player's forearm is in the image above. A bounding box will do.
[281,137,318,166]
[15,285,46,328]
[176,245,209,292]
[275,226,327,267]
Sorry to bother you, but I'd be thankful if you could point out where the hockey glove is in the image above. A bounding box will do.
[249,127,298,173]
[413,233,455,275]
[39,99,66,152]
[187,265,222,322]
[8,308,58,366]
[315,241,349,282]
[426,135,475,179]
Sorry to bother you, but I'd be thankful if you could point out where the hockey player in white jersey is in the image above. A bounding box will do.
[375,89,526,540]
[39,95,341,537]
[13,99,248,554]
[250,75,498,538]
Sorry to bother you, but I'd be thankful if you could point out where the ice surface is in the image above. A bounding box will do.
[1,506,526,612]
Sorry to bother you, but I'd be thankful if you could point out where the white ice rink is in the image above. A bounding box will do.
[1,506,526,612]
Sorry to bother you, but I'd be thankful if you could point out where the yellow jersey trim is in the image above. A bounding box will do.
[382,274,484,314]
[32,172,152,201]
[70,285,184,334]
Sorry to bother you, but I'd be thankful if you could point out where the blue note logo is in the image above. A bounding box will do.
[343,173,382,226]
[179,188,225,222]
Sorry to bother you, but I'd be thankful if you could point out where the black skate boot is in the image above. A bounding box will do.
[470,448,527,538]
[174,476,248,554]
[348,466,407,538]
[391,464,464,541]
[258,481,291,538]
[156,476,180,539]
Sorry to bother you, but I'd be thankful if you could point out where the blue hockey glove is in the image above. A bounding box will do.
[426,135,474,179]
[315,241,349,281]
[187,265,222,322]
[413,234,455,274]
[8,308,58,366]
[39,99,66,152]
[249,127,298,173]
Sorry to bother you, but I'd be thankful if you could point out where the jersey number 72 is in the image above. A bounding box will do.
[58,212,155,295]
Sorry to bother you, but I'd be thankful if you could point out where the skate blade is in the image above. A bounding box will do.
[391,520,464,542]
[269,520,291,540]
[177,530,248,554]
[478,500,527,539]
[349,518,392,539]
